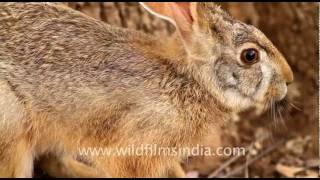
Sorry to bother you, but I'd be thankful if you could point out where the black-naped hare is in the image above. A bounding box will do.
[0,2,293,177]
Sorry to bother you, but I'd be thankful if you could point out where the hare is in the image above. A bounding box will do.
[0,2,293,178]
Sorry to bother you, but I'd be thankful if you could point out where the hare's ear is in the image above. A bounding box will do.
[140,2,198,38]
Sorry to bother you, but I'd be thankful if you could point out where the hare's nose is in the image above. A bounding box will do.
[283,71,294,85]
[285,75,293,85]
[282,69,293,85]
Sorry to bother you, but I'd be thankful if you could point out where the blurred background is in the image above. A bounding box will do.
[65,2,318,178]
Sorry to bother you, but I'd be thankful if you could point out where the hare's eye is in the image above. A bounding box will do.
[241,48,259,65]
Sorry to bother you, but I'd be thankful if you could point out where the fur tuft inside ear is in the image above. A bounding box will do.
[140,2,196,36]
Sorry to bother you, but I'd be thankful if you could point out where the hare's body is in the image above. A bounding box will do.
[0,3,229,177]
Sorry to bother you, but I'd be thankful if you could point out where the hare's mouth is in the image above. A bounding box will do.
[265,95,302,125]
[273,96,289,112]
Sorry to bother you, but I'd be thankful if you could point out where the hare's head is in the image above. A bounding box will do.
[141,2,293,111]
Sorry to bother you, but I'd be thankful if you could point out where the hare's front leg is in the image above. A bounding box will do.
[39,155,109,178]
[168,161,186,178]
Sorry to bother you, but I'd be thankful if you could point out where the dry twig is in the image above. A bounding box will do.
[221,139,286,178]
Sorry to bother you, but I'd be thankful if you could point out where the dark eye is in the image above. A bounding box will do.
[241,48,259,65]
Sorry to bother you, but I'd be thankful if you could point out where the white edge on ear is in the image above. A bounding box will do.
[139,2,177,27]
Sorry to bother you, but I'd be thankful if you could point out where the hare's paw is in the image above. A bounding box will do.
[39,155,109,178]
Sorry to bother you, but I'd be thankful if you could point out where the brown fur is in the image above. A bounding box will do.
[0,2,293,177]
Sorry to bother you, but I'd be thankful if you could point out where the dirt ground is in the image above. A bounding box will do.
[34,2,319,178]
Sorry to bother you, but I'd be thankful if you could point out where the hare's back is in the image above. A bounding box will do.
[0,2,129,63]
[0,2,142,81]
[0,3,166,116]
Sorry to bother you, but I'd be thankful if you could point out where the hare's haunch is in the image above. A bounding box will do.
[0,2,293,177]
